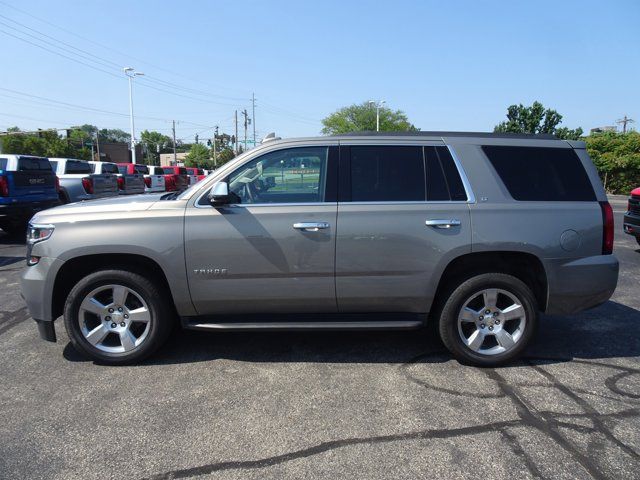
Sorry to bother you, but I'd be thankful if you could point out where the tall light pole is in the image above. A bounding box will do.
[124,67,144,163]
[368,100,386,132]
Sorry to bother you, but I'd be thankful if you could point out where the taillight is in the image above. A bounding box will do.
[599,201,614,255]
[55,176,60,192]
[81,177,94,194]
[144,177,152,188]
[0,175,8,197]
[117,176,125,190]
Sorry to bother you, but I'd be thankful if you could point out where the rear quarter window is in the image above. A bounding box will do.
[0,158,7,170]
[17,156,52,171]
[101,163,119,174]
[65,160,93,174]
[482,146,596,201]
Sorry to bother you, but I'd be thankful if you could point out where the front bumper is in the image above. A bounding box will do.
[623,212,640,238]
[0,199,60,222]
[545,254,619,315]
[20,256,65,341]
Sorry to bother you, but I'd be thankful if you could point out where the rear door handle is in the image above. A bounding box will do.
[293,222,330,232]
[425,219,461,229]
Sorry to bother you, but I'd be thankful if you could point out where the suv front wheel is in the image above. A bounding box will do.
[438,273,537,366]
[64,269,173,364]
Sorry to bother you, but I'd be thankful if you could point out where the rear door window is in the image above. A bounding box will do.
[101,163,119,174]
[65,160,93,174]
[349,146,425,202]
[482,146,596,201]
[18,156,52,171]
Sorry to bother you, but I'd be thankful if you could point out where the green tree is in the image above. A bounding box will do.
[494,101,583,140]
[98,128,131,143]
[586,131,640,194]
[321,101,418,135]
[184,143,211,168]
[215,147,236,166]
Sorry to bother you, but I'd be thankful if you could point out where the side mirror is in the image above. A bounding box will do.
[208,181,231,206]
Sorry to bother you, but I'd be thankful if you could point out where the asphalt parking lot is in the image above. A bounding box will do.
[0,196,639,480]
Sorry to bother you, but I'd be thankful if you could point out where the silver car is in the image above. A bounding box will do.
[21,132,619,366]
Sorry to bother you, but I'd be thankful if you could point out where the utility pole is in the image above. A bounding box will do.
[368,100,386,132]
[212,125,219,167]
[616,115,635,134]
[234,110,239,155]
[95,131,100,160]
[252,93,256,145]
[123,67,144,163]
[172,120,177,165]
[241,109,248,152]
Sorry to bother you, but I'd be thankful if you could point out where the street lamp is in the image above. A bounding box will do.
[368,100,386,132]
[124,67,144,164]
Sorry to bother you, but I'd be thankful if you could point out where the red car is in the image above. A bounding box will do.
[623,187,640,246]
[160,166,190,192]
[186,167,207,183]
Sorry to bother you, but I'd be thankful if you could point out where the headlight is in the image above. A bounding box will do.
[27,223,55,244]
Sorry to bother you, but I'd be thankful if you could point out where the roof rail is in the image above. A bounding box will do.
[338,131,558,140]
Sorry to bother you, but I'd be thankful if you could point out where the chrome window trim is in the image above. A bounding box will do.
[445,145,476,204]
[192,143,477,208]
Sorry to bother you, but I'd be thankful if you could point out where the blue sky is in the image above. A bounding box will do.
[1,0,639,142]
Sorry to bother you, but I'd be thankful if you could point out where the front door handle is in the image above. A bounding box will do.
[425,219,461,229]
[293,222,330,232]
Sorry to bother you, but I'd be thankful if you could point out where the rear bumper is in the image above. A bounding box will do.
[0,199,60,222]
[545,254,619,315]
[623,212,640,238]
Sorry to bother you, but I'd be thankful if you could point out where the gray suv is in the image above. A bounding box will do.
[20,132,619,366]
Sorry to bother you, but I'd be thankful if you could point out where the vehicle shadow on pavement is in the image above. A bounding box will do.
[62,300,640,367]
[0,233,25,246]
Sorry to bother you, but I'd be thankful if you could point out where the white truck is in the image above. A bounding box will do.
[49,158,118,204]
[89,161,145,196]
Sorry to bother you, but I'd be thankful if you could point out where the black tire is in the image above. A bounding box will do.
[636,236,640,247]
[58,191,69,204]
[63,269,174,365]
[438,273,538,367]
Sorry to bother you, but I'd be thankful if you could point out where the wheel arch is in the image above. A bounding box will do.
[432,251,548,313]
[51,253,176,321]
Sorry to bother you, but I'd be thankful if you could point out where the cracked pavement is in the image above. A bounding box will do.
[0,196,638,479]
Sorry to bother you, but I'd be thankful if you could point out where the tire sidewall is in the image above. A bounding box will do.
[64,269,169,364]
[439,273,538,367]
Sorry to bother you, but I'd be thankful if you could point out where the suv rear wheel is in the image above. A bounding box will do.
[63,269,173,364]
[438,273,537,366]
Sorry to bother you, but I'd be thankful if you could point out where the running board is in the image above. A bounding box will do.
[184,320,423,332]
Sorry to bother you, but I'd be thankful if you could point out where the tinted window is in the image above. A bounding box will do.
[482,146,596,201]
[163,167,174,174]
[117,166,128,175]
[101,163,119,174]
[65,160,92,174]
[49,160,58,172]
[436,147,467,201]
[134,164,148,174]
[425,147,450,201]
[0,158,6,170]
[18,156,51,171]
[350,146,425,202]
[178,167,188,175]
[228,146,328,204]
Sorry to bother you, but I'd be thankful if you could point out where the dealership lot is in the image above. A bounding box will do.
[0,196,638,480]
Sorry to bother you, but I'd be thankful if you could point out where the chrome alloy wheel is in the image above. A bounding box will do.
[457,288,527,356]
[77,284,151,354]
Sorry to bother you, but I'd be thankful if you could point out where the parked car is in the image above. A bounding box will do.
[0,154,59,235]
[21,132,618,366]
[186,167,206,184]
[50,158,118,204]
[161,166,189,191]
[112,163,145,195]
[146,166,175,192]
[116,163,165,193]
[623,187,640,246]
